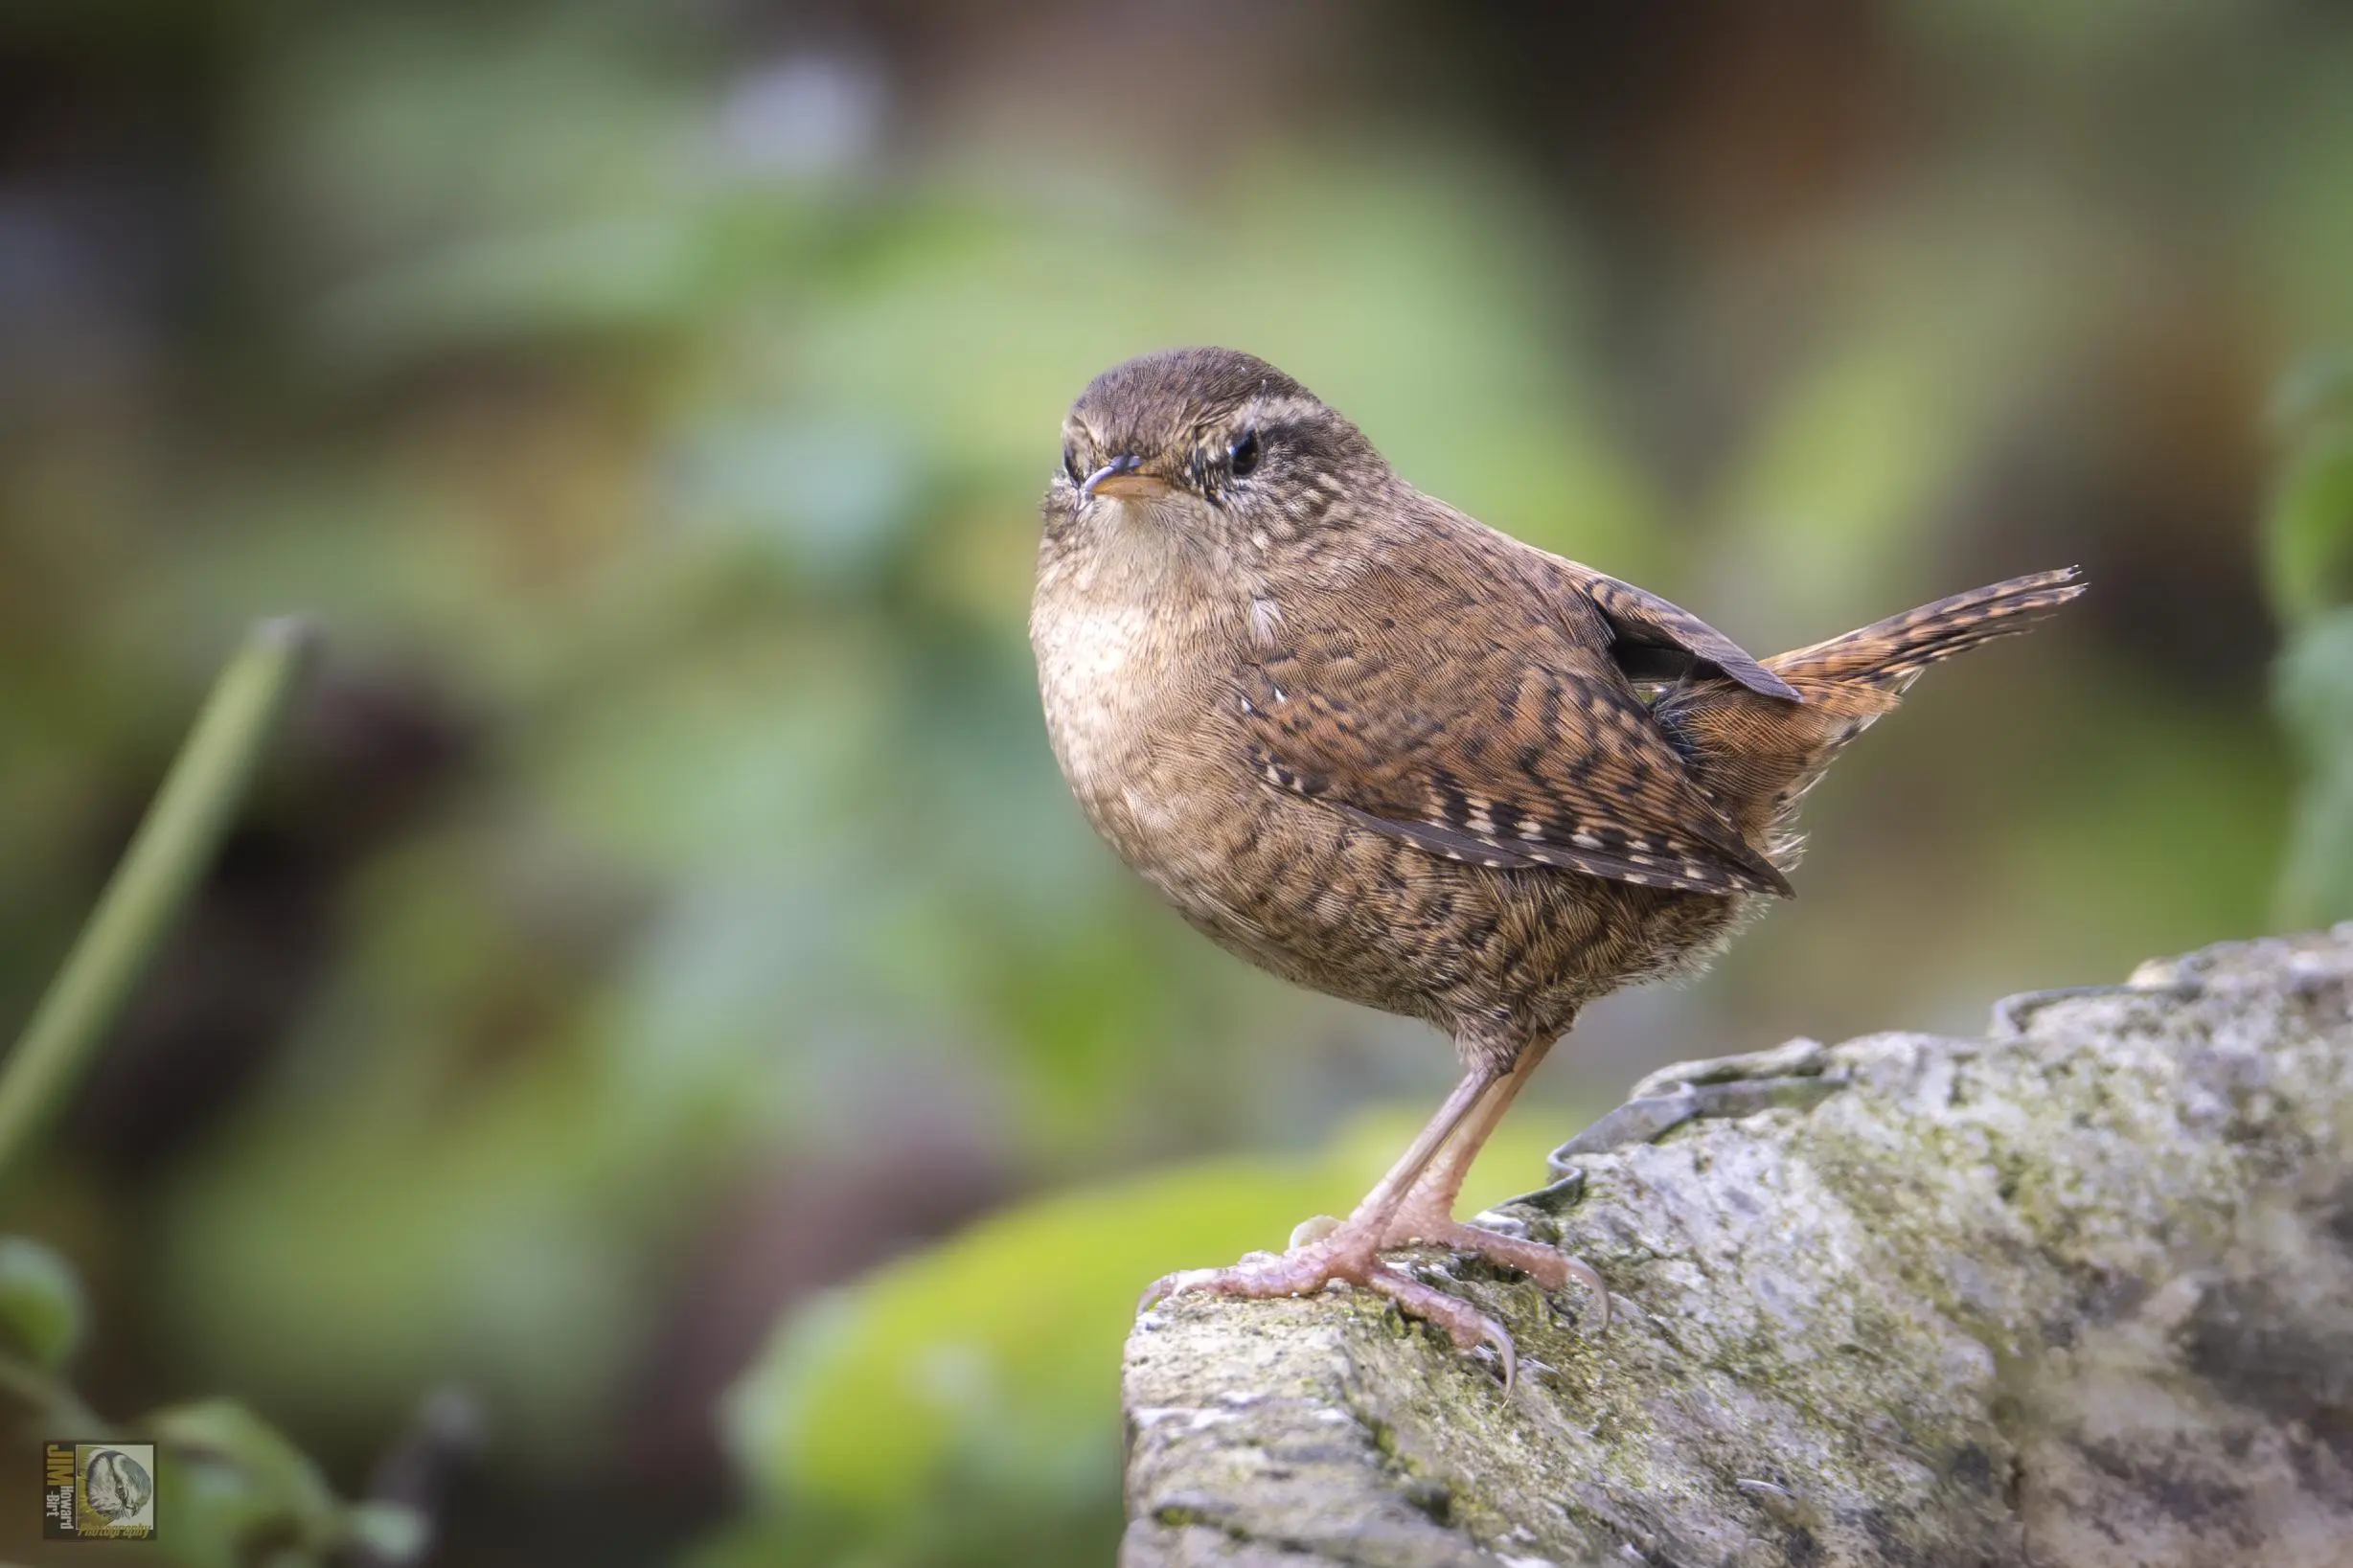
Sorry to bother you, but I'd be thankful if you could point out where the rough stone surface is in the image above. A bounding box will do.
[1120,930,2353,1567]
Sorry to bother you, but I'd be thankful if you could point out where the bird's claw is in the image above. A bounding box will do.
[1560,1252,1612,1334]
[1387,1214,1612,1335]
[1361,1261,1518,1392]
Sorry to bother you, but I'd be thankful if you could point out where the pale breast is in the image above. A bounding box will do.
[1032,598,1169,804]
[1032,554,1281,951]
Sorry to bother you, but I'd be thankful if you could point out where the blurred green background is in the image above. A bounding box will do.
[3,2,2350,1564]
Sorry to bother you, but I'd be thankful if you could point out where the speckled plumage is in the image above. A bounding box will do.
[1034,347,2079,1068]
[1031,346,2083,1368]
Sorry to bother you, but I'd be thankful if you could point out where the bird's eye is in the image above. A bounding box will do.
[1228,429,1262,478]
[1062,442,1083,486]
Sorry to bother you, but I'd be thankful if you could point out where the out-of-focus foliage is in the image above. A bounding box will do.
[0,1,2344,1564]
[0,1245,427,1568]
[2267,357,2353,925]
[155,1398,427,1568]
[2264,359,2353,625]
[0,1236,83,1372]
[0,622,426,1568]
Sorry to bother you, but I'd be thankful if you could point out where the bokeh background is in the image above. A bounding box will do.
[5,2,2352,1564]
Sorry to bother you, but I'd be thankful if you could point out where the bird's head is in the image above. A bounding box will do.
[1041,348,1392,581]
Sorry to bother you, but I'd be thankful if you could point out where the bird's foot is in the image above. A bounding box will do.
[1375,1205,1611,1334]
[1139,1208,1607,1391]
[1141,1227,1520,1387]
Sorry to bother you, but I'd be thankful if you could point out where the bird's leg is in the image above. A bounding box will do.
[1138,1048,1611,1380]
[1380,1036,1611,1330]
[1139,1064,1519,1365]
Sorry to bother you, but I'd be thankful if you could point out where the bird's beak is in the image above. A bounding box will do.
[1082,454,1173,501]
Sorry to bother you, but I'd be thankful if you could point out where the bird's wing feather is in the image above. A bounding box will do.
[1564,563,1802,701]
[1240,556,1793,898]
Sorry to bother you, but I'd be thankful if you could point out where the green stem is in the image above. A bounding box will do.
[0,618,317,1180]
[0,1348,104,1434]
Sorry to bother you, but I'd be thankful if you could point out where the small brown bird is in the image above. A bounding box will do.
[1031,347,2082,1373]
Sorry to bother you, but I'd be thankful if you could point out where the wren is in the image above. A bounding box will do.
[1030,346,2083,1378]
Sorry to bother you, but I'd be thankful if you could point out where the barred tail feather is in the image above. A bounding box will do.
[1656,565,2086,857]
[1766,567,2087,691]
